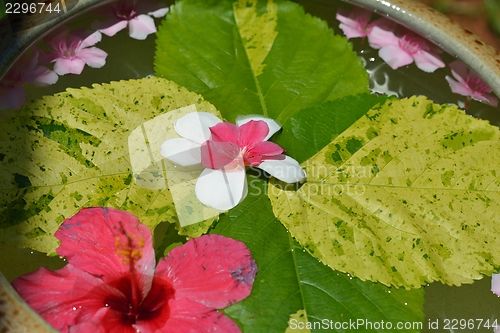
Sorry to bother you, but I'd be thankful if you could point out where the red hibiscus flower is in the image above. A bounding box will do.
[12,207,257,333]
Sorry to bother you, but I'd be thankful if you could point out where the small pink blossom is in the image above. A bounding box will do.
[160,113,306,210]
[445,60,499,107]
[93,0,169,40]
[12,207,257,333]
[336,7,374,39]
[0,50,58,110]
[368,19,445,72]
[43,30,108,75]
[492,273,500,295]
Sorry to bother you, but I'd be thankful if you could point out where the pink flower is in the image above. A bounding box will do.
[445,60,499,107]
[493,273,500,295]
[43,30,108,75]
[93,0,169,40]
[368,19,445,72]
[12,207,257,333]
[160,112,305,210]
[336,7,374,39]
[0,50,58,110]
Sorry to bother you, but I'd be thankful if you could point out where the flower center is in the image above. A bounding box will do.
[116,0,138,20]
[104,276,175,327]
[467,75,491,93]
[399,34,425,55]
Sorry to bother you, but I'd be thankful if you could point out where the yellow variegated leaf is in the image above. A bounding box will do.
[269,96,500,288]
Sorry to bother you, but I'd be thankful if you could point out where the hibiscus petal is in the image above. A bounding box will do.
[413,51,445,73]
[95,19,129,37]
[209,122,240,144]
[53,57,86,75]
[161,137,202,166]
[77,47,108,69]
[175,112,222,144]
[161,298,241,333]
[238,120,269,147]
[55,208,156,295]
[245,141,284,166]
[250,141,284,156]
[157,234,257,309]
[236,114,281,140]
[378,45,414,70]
[12,264,126,333]
[128,14,157,40]
[201,140,240,169]
[258,155,306,183]
[195,165,247,210]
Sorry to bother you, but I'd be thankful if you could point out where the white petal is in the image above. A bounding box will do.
[148,7,169,18]
[492,273,500,296]
[259,155,306,183]
[160,138,201,166]
[175,112,222,144]
[236,114,281,140]
[195,166,247,210]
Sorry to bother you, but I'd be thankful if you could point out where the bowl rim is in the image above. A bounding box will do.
[347,0,500,98]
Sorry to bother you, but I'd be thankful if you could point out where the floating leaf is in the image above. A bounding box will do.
[269,95,500,288]
[211,176,424,333]
[0,77,219,254]
[274,93,388,164]
[154,0,368,124]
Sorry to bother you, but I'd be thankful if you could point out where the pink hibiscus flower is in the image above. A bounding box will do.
[160,112,305,210]
[12,207,257,333]
[93,0,169,40]
[0,50,58,111]
[43,30,108,75]
[445,60,499,107]
[336,6,374,39]
[367,19,445,72]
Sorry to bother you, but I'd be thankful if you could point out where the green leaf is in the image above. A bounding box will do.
[269,95,500,288]
[275,93,389,164]
[154,0,368,124]
[211,176,424,333]
[0,77,219,254]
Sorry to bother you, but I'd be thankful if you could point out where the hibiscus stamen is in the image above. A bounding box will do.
[12,208,256,332]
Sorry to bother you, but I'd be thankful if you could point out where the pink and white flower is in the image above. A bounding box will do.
[445,60,499,107]
[368,19,445,72]
[160,112,305,210]
[12,207,257,333]
[336,7,374,39]
[43,30,108,75]
[93,0,169,40]
[0,50,58,111]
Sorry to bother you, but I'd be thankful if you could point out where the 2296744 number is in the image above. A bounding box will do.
[5,2,62,14]
[443,318,499,330]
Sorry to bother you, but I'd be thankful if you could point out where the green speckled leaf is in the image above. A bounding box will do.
[0,77,219,254]
[212,176,424,333]
[269,95,500,288]
[154,0,368,124]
